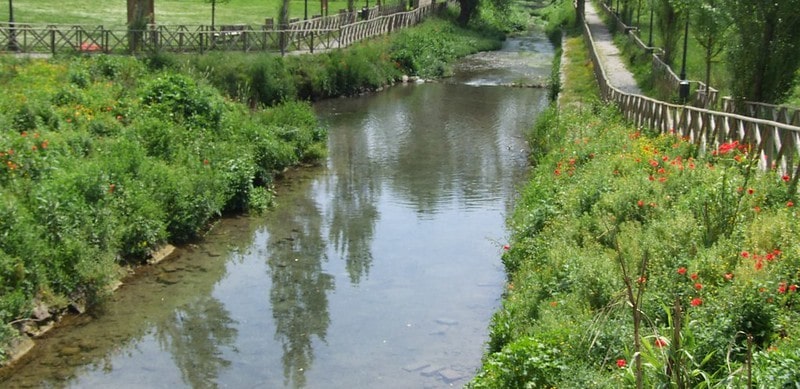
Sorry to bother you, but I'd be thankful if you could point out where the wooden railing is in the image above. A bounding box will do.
[0,2,447,56]
[581,8,800,182]
[597,2,720,108]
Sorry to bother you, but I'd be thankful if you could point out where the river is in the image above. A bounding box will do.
[0,31,552,388]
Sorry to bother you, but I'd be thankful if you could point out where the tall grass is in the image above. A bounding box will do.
[0,55,327,361]
[0,12,506,361]
[470,2,800,387]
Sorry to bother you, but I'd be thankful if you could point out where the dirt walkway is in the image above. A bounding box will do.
[583,1,641,95]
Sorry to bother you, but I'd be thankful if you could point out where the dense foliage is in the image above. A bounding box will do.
[0,55,326,359]
[147,17,502,105]
[469,104,800,387]
[603,0,800,106]
[0,14,504,362]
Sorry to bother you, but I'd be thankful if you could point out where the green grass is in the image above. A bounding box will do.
[470,2,800,387]
[1,0,361,28]
[559,33,599,106]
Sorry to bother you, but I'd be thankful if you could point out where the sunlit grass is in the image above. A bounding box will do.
[559,33,599,106]
[1,0,357,28]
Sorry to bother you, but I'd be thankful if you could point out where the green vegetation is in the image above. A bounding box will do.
[600,0,800,106]
[0,8,504,361]
[146,16,501,104]
[471,1,800,387]
[471,102,800,387]
[1,0,354,27]
[0,55,326,352]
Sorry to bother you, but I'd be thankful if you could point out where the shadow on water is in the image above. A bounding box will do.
[1,28,554,389]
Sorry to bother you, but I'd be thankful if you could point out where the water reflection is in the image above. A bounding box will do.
[0,30,553,388]
[157,297,237,388]
[325,118,380,284]
[264,173,333,387]
[0,218,260,387]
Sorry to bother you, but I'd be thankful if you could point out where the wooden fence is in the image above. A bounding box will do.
[0,2,445,56]
[581,8,800,183]
[595,1,799,128]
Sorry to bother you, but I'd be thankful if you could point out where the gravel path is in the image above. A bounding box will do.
[583,1,641,95]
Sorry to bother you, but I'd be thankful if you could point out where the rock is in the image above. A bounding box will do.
[402,363,430,372]
[105,280,123,293]
[69,300,86,314]
[148,244,176,264]
[439,368,467,383]
[156,273,181,285]
[420,365,444,377]
[401,75,409,83]
[31,302,51,321]
[8,335,34,357]
[59,346,81,356]
[23,321,55,338]
[435,318,458,326]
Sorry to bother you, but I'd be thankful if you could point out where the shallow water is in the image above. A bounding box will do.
[1,32,553,389]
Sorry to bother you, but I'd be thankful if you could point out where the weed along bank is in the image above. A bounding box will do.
[0,24,555,389]
[0,1,558,386]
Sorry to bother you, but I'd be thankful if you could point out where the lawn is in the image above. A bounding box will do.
[1,0,363,28]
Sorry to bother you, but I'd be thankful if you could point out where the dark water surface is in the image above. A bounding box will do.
[1,33,552,388]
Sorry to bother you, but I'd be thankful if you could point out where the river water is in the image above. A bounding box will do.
[1,32,552,388]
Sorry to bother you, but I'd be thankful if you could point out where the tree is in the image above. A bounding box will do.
[127,0,155,52]
[278,0,291,53]
[654,0,682,66]
[575,0,585,23]
[205,0,231,30]
[724,0,800,105]
[689,0,728,95]
[456,0,480,26]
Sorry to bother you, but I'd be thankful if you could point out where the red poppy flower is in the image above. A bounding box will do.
[690,273,698,280]
[677,267,687,275]
[783,175,791,182]
[724,273,734,281]
[654,338,667,348]
[690,298,702,307]
[616,359,627,368]
[790,285,798,292]
[694,283,703,290]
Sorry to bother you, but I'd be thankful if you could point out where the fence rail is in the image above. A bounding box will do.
[581,8,800,183]
[0,2,446,56]
[596,1,799,127]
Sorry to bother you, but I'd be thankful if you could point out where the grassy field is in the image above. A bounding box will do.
[1,0,363,27]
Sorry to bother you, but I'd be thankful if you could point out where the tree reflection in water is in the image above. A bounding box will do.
[156,296,238,388]
[265,173,334,388]
[325,122,381,285]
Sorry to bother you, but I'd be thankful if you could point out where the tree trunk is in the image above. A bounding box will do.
[212,1,216,30]
[456,0,478,26]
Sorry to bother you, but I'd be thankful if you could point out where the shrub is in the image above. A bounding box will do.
[469,336,566,388]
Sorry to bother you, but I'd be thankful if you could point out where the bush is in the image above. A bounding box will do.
[0,53,329,355]
[479,102,800,386]
[469,336,566,388]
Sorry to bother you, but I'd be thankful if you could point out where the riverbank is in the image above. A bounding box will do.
[468,1,800,387]
[0,11,506,366]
